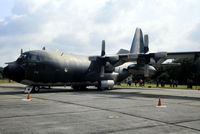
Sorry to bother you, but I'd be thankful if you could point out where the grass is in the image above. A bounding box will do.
[118,83,200,90]
[0,79,17,84]
[0,79,199,90]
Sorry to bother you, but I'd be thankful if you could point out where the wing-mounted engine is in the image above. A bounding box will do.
[87,40,119,89]
[136,52,167,77]
[88,40,116,77]
[127,63,156,77]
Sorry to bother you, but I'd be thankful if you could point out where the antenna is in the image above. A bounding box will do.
[21,49,23,54]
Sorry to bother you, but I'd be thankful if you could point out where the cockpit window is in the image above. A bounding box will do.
[28,54,40,61]
[19,54,27,59]
[17,54,28,63]
[17,53,41,63]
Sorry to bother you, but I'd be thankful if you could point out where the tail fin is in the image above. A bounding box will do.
[130,28,149,54]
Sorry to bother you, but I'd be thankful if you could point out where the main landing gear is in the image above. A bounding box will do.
[24,86,40,93]
[71,85,87,90]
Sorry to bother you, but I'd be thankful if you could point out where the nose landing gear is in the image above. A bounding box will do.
[24,86,40,93]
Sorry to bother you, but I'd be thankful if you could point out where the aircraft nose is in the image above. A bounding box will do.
[3,64,25,82]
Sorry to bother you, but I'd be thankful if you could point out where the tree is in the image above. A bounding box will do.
[152,58,200,85]
[0,67,3,79]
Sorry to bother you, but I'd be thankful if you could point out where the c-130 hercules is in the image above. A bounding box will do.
[3,28,200,93]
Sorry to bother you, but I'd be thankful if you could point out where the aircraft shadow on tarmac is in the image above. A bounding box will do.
[97,90,200,101]
[0,85,117,95]
[0,85,199,101]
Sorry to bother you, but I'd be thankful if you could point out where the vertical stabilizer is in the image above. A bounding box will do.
[130,28,145,54]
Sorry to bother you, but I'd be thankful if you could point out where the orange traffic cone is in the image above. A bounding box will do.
[27,93,31,100]
[157,98,161,106]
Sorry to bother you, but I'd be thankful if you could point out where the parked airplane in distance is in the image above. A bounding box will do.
[3,28,200,93]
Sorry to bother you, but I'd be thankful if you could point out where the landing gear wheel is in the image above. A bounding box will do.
[108,85,114,90]
[72,85,87,90]
[32,86,40,93]
[24,86,33,93]
[72,85,80,90]
[80,85,87,90]
[97,85,104,91]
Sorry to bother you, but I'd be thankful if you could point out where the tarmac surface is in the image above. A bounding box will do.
[0,83,200,134]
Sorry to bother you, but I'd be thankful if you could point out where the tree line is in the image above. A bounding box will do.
[0,67,3,79]
[150,58,200,85]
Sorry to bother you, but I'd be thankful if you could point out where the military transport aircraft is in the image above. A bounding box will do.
[3,28,200,93]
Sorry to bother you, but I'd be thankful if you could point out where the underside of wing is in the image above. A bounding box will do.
[167,51,200,59]
[155,51,200,64]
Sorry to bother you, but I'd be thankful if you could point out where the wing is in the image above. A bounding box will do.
[154,51,200,64]
[167,51,200,59]
[89,52,168,67]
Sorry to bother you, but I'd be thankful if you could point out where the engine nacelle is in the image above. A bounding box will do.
[101,80,114,89]
[154,52,167,59]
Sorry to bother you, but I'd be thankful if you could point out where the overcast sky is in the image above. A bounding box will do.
[0,0,200,67]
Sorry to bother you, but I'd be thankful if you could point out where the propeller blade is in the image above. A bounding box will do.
[100,65,105,77]
[101,40,105,56]
[144,64,149,77]
[143,34,149,53]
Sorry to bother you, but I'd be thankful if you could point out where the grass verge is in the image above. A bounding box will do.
[0,79,17,84]
[118,83,200,90]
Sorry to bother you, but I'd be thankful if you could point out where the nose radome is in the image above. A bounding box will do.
[3,64,25,82]
[3,66,9,78]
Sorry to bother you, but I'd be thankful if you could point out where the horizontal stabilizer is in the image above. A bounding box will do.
[5,61,15,65]
[117,49,129,54]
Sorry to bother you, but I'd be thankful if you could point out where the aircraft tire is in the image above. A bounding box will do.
[32,86,40,93]
[72,85,87,90]
[108,85,114,90]
[72,85,80,90]
[97,85,104,91]
[80,85,87,90]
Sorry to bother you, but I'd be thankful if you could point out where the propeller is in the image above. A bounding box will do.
[100,40,106,77]
[143,34,149,77]
[101,40,105,56]
[144,64,149,77]
[138,52,167,77]
[143,34,149,53]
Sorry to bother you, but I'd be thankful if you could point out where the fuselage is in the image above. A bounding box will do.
[4,50,92,86]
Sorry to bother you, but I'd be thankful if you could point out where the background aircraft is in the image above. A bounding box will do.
[3,28,200,93]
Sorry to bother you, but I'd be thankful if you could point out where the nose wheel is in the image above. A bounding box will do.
[24,86,40,93]
[33,86,40,93]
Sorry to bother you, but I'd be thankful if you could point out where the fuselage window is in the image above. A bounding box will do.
[28,55,32,60]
